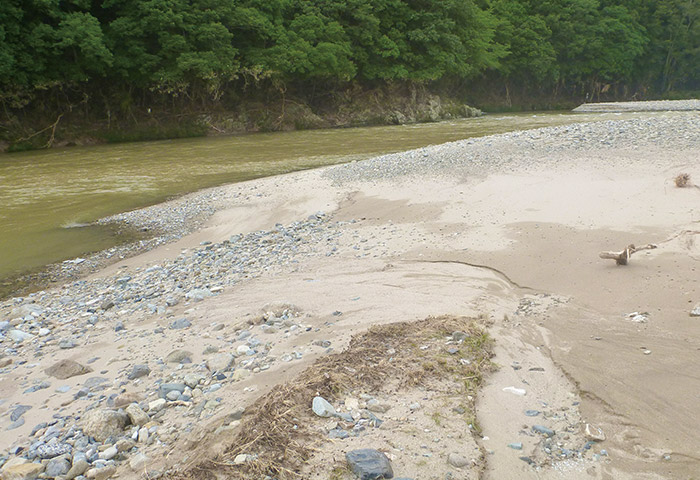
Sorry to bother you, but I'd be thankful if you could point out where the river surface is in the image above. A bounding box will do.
[0,111,648,285]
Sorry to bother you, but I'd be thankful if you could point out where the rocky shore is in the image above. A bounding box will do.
[573,99,700,113]
[1,110,699,480]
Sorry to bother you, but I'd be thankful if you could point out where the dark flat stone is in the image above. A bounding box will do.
[346,449,393,480]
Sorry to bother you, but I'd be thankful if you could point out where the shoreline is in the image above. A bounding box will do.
[1,111,699,479]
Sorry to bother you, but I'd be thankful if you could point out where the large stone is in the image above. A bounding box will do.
[45,457,71,477]
[169,318,191,330]
[165,350,192,364]
[125,404,150,426]
[312,396,336,417]
[65,459,89,480]
[80,409,128,442]
[447,452,470,468]
[158,383,186,399]
[185,289,213,302]
[8,330,34,343]
[206,353,234,372]
[1,462,45,480]
[85,465,117,480]
[148,398,167,413]
[345,449,393,480]
[183,373,205,389]
[36,443,71,459]
[45,359,92,379]
[127,364,151,380]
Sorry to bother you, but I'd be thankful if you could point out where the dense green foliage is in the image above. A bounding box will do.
[0,0,698,119]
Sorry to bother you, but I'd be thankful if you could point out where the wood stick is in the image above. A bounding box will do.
[599,244,657,265]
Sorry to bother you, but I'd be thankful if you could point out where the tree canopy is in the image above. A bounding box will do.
[0,0,698,110]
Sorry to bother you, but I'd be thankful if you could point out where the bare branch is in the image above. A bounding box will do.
[599,244,657,265]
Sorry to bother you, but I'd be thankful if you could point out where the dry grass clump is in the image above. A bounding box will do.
[175,315,494,480]
[674,173,691,188]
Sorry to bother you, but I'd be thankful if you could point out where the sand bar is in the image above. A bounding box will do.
[1,111,699,479]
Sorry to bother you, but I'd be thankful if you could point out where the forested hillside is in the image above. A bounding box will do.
[1,0,698,150]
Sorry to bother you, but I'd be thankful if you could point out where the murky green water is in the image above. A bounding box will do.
[0,111,648,283]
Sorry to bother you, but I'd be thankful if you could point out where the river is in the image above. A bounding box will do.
[0,111,650,290]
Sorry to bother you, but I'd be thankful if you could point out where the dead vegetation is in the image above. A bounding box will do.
[173,315,494,480]
[674,173,691,188]
[599,243,657,265]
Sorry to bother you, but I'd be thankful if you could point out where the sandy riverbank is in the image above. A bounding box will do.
[1,111,699,480]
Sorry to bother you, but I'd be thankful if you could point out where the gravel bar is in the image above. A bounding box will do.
[573,99,700,113]
[324,112,699,184]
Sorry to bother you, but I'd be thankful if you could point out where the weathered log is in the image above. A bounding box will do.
[599,244,657,265]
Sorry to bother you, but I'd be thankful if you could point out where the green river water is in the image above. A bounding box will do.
[0,111,645,287]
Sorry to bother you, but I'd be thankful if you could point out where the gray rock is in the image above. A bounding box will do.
[447,452,470,468]
[202,345,219,354]
[45,359,92,379]
[85,465,117,480]
[23,381,50,393]
[99,446,118,460]
[36,443,72,459]
[532,425,555,437]
[83,377,109,388]
[185,288,213,302]
[328,428,349,439]
[508,442,523,450]
[125,404,150,426]
[59,339,77,349]
[169,318,191,330]
[345,449,393,480]
[312,396,336,417]
[80,409,128,442]
[690,303,700,317]
[165,349,192,364]
[165,296,179,307]
[101,300,115,311]
[206,353,234,372]
[115,439,136,452]
[366,399,390,413]
[8,329,34,343]
[524,410,541,417]
[166,391,181,401]
[45,457,71,477]
[10,405,31,422]
[158,383,186,399]
[127,364,151,380]
[183,373,204,388]
[6,417,25,430]
[148,399,166,413]
[65,458,89,480]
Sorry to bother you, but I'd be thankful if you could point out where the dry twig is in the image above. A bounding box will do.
[599,243,657,265]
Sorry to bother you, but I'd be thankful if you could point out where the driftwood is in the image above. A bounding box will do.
[599,244,657,265]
